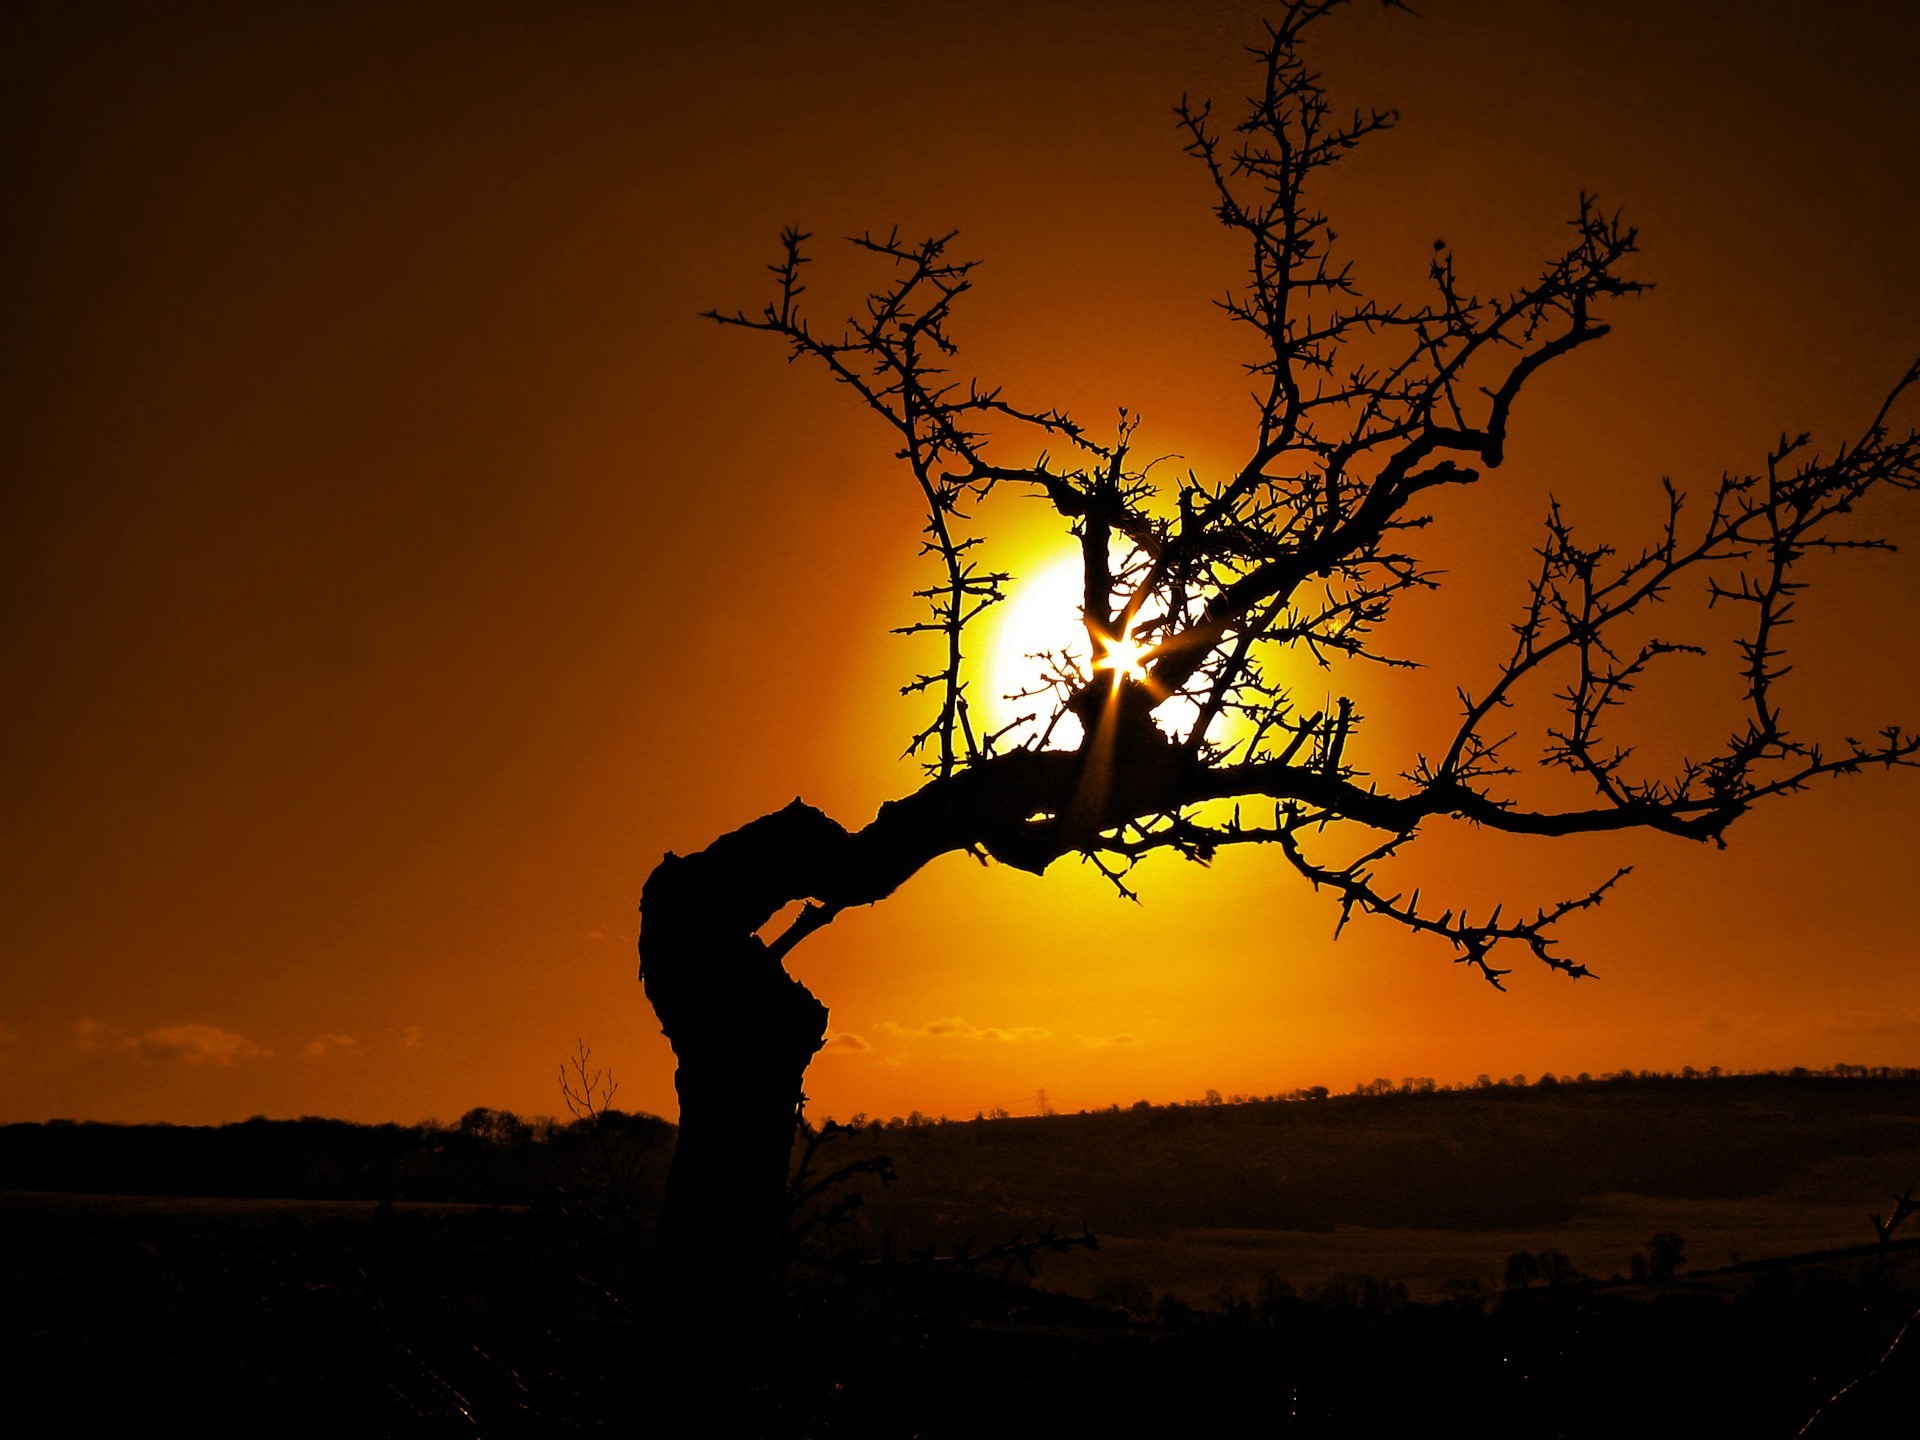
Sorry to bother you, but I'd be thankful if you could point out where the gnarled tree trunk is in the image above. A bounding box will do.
[638,803,844,1314]
[637,734,1183,1319]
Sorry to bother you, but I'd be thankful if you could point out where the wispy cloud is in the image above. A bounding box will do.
[879,1016,1052,1043]
[400,1025,424,1049]
[303,1033,356,1058]
[1073,1033,1135,1048]
[74,1018,106,1051]
[121,1023,270,1066]
[823,1032,870,1052]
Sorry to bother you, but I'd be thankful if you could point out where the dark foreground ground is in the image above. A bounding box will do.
[6,1073,1920,1436]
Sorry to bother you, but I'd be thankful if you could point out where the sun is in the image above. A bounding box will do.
[981,552,1241,752]
[981,555,1167,748]
[982,554,1089,747]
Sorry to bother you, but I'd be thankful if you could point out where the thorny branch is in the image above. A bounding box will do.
[786,1114,897,1249]
[1798,1187,1920,1436]
[704,0,1920,985]
[880,1223,1101,1284]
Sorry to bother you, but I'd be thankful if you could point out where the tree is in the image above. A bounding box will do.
[638,0,1920,1311]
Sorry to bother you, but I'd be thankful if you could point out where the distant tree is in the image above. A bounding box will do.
[1631,1230,1688,1283]
[1536,1249,1583,1288]
[455,1106,528,1147]
[1503,1250,1542,1291]
[1092,1275,1157,1318]
[639,0,1920,1314]
[1506,1248,1583,1291]
[555,1040,659,1265]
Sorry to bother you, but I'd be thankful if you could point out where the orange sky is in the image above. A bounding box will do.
[5,0,1920,1127]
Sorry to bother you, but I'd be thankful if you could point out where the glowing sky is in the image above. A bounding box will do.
[5,0,1920,1126]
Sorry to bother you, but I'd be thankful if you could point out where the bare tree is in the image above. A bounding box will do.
[639,0,1920,1312]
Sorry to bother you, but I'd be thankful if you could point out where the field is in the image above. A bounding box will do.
[815,1074,1920,1303]
[6,1074,1920,1435]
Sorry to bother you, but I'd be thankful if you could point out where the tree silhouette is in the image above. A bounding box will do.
[638,0,1920,1312]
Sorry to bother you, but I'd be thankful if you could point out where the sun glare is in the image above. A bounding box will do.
[983,553,1250,750]
[984,553,1230,749]
[1094,632,1152,683]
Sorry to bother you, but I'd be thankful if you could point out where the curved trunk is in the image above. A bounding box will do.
[639,803,841,1317]
[651,948,825,1311]
[636,734,1185,1319]
[652,925,825,1305]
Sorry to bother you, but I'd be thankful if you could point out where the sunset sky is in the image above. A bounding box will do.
[6,0,1920,1127]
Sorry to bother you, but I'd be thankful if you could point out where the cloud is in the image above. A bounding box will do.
[879,1017,1052,1043]
[400,1025,425,1049]
[303,1033,356,1058]
[121,1023,270,1066]
[584,929,606,942]
[1074,1033,1136,1048]
[822,1032,870,1053]
[74,1018,106,1051]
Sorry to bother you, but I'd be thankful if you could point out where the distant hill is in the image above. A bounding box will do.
[0,1107,673,1206]
[8,1070,1919,1226]
[821,1071,1920,1237]
[7,1072,1920,1303]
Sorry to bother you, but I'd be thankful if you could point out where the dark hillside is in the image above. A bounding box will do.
[8,1074,1916,1229]
[8,1074,1919,1300]
[783,1073,1920,1303]
[0,1108,673,1207]
[833,1073,1920,1235]
[9,1074,1920,1435]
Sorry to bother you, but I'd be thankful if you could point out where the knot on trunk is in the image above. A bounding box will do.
[639,799,845,1063]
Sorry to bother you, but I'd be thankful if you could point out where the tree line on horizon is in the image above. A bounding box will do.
[818,1062,1920,1130]
[8,1062,1919,1148]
